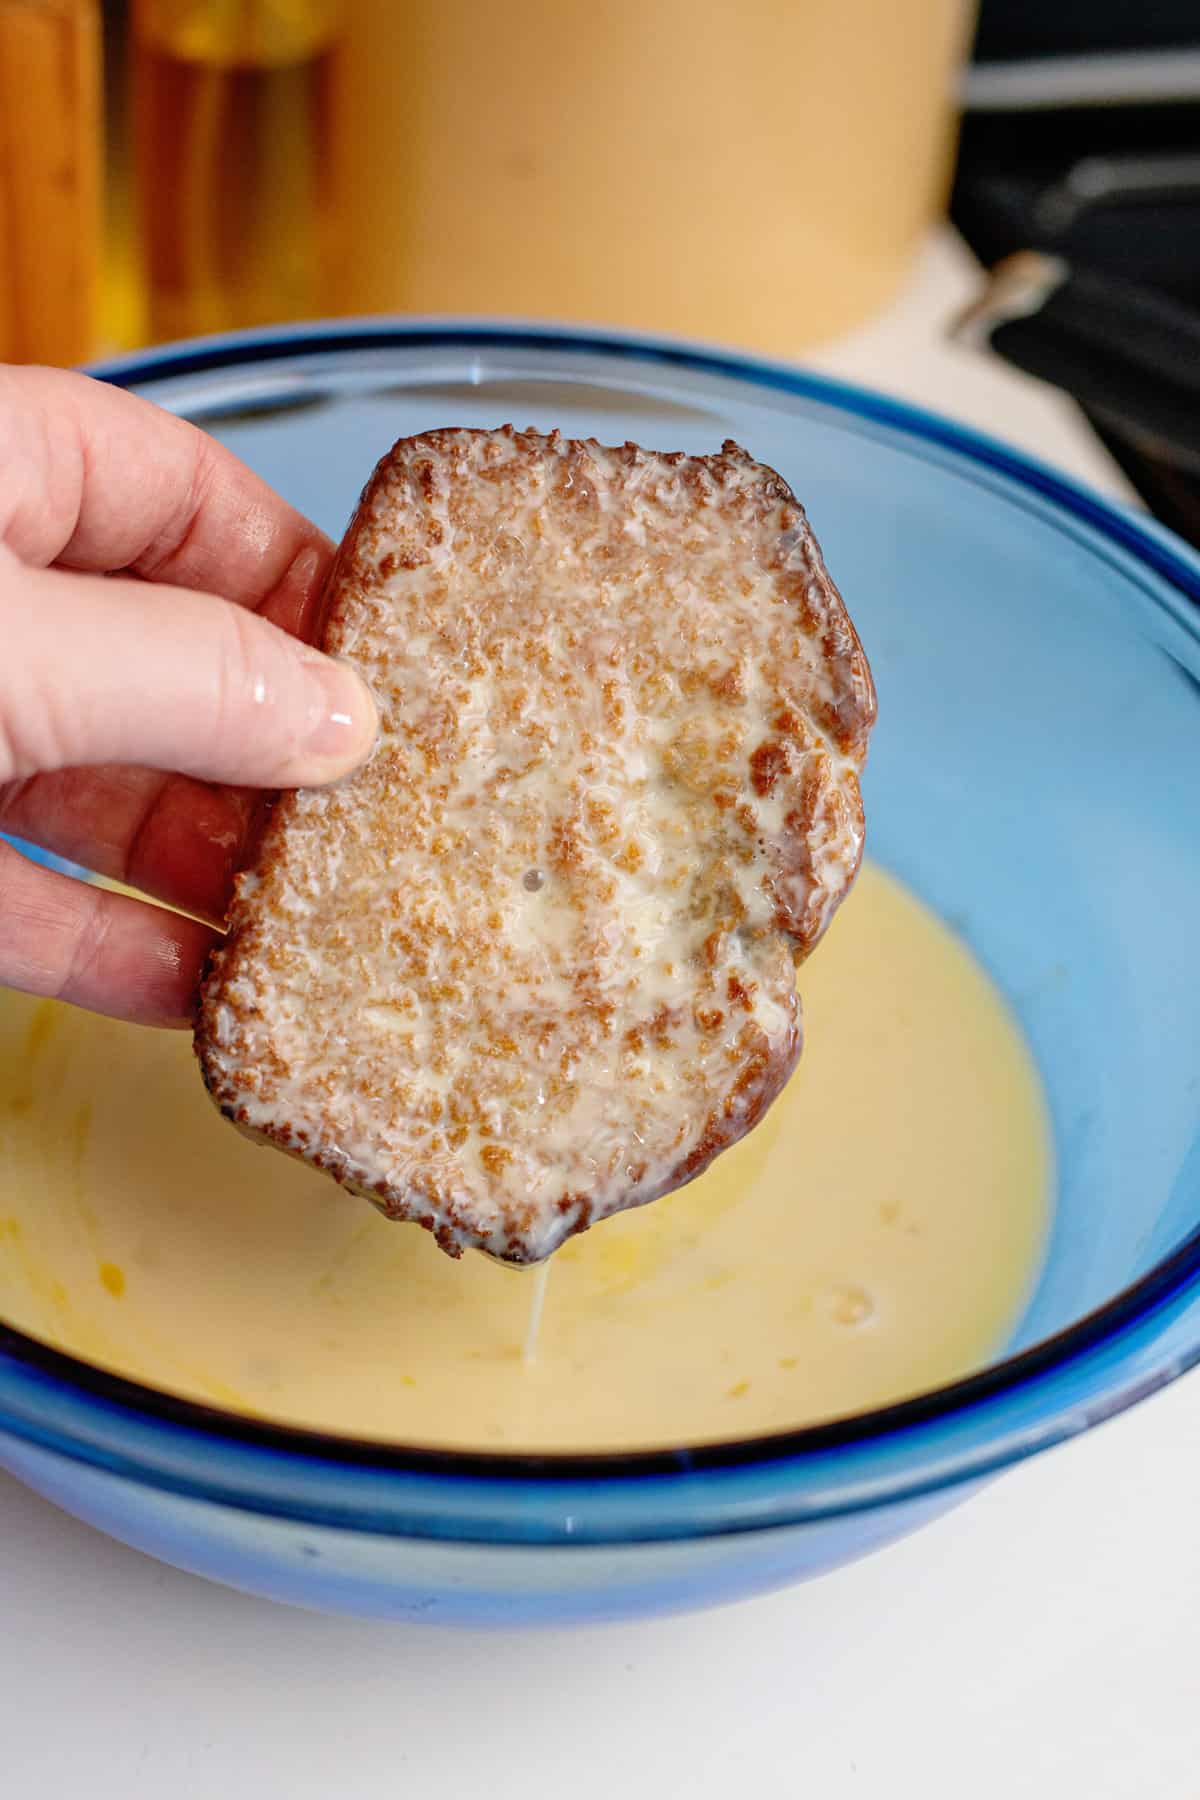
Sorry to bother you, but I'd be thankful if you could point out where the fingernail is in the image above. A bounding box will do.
[301,659,378,779]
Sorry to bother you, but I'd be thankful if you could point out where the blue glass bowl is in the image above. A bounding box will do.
[3,323,1200,1624]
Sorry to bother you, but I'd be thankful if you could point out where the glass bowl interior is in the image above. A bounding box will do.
[3,322,1200,1503]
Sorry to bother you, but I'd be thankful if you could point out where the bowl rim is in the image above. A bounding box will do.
[3,317,1200,1520]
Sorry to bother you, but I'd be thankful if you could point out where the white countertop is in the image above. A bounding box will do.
[3,233,1196,1798]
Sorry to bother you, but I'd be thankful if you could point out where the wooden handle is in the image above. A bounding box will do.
[0,0,102,365]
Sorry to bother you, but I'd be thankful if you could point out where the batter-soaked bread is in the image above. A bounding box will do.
[196,429,876,1262]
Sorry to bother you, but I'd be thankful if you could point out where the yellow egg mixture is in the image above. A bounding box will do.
[0,864,1050,1452]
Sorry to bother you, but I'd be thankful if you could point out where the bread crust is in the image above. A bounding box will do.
[196,429,875,1262]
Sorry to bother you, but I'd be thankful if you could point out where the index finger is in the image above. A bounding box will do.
[0,363,334,634]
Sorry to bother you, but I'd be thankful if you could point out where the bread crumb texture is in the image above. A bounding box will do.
[197,430,875,1261]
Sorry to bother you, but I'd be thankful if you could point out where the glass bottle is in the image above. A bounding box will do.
[131,0,341,342]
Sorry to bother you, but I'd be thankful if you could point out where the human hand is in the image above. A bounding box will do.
[0,364,377,1028]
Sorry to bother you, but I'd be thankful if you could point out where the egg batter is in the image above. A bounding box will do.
[0,863,1050,1451]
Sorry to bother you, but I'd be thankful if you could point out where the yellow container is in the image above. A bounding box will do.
[328,0,973,352]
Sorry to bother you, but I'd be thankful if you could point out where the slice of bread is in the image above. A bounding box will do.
[196,429,875,1263]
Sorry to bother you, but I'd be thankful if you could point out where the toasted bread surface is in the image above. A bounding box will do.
[196,429,875,1262]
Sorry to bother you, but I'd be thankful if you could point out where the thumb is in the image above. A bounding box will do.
[0,552,377,788]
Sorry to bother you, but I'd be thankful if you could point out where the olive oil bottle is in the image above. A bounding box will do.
[131,0,341,341]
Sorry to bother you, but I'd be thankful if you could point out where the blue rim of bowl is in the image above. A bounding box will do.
[3,318,1200,1507]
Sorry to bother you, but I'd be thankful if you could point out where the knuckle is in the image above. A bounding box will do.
[0,563,19,783]
[212,606,267,734]
[211,606,299,778]
[0,561,63,782]
[60,889,113,1006]
[0,834,98,1000]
